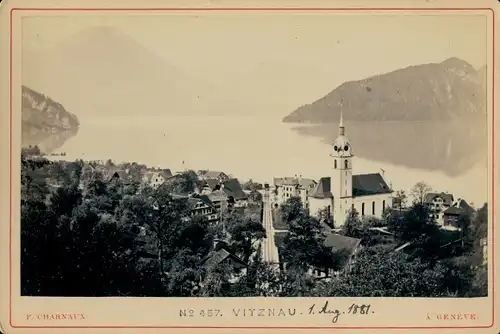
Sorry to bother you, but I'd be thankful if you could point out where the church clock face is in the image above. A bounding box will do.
[344,145,349,151]
[333,145,338,152]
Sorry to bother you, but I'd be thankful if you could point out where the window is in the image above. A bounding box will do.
[382,200,386,213]
[344,160,349,169]
[372,201,375,215]
[334,159,337,169]
[361,203,365,216]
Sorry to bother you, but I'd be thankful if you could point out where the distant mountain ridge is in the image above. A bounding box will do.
[22,85,79,152]
[283,58,487,123]
[22,26,216,118]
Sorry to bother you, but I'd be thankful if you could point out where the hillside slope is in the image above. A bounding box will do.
[22,85,79,152]
[283,58,487,123]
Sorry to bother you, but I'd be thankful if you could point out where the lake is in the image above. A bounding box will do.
[39,115,489,207]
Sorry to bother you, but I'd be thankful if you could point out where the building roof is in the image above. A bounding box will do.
[143,170,171,183]
[424,192,454,205]
[352,173,392,197]
[324,233,361,253]
[456,199,475,215]
[202,178,220,190]
[201,248,247,269]
[201,170,228,179]
[106,169,130,183]
[273,177,316,189]
[162,169,173,178]
[188,195,215,208]
[443,206,464,216]
[208,189,228,202]
[273,231,360,256]
[222,178,248,201]
[309,177,333,199]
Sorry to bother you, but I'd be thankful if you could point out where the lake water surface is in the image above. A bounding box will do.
[50,115,489,207]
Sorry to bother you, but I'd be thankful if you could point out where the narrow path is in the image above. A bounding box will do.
[261,189,280,265]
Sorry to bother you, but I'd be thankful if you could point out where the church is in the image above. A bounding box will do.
[308,113,393,227]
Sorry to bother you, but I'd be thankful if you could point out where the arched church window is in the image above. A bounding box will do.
[344,160,349,169]
[334,159,337,169]
[372,201,375,215]
[361,203,365,216]
[382,200,386,213]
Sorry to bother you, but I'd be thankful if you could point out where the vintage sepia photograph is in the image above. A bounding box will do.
[18,10,490,302]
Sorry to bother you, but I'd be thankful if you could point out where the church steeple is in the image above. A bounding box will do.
[339,111,345,136]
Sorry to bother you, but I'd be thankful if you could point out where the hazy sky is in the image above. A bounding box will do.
[21,13,488,118]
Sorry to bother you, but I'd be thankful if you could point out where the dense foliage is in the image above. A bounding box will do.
[21,152,488,297]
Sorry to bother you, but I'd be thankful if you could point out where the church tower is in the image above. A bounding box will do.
[330,112,353,226]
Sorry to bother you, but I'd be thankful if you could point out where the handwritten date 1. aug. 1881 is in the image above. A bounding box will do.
[308,301,373,323]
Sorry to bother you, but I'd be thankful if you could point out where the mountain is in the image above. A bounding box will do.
[22,26,214,118]
[22,86,79,153]
[283,58,487,123]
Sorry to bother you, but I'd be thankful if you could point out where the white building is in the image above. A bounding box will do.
[142,169,172,189]
[308,113,393,227]
[424,193,474,231]
[273,176,317,207]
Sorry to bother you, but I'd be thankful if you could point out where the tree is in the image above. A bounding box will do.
[393,190,408,211]
[342,208,363,238]
[318,248,462,297]
[198,262,234,297]
[317,206,334,228]
[282,212,332,271]
[242,179,263,191]
[226,211,266,263]
[163,170,201,195]
[280,197,304,223]
[245,245,281,296]
[278,268,317,297]
[410,181,432,205]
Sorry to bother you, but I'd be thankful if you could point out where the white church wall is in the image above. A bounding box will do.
[333,197,354,228]
[352,193,393,220]
[309,197,332,219]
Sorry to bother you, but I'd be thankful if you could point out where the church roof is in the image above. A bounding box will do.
[352,173,392,197]
[309,177,333,199]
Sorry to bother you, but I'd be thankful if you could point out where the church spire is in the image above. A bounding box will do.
[339,111,345,136]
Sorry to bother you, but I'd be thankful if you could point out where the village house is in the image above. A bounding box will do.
[188,195,219,224]
[424,193,474,230]
[200,178,221,195]
[272,176,317,208]
[222,178,248,208]
[201,243,248,284]
[202,178,248,209]
[424,192,454,225]
[142,169,173,189]
[198,170,230,182]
